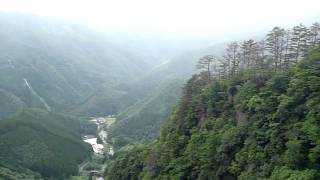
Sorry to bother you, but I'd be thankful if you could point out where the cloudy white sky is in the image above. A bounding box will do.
[0,0,319,36]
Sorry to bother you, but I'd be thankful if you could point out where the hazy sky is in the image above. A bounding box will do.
[0,0,319,36]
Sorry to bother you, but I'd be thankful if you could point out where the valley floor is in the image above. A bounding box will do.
[74,117,116,180]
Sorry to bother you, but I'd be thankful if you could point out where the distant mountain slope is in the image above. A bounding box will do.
[108,43,225,147]
[0,12,150,118]
[0,12,228,120]
[110,79,183,147]
[0,109,91,179]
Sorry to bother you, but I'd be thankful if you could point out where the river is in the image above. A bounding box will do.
[79,117,115,178]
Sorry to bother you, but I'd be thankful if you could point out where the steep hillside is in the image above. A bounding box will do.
[0,12,149,118]
[0,109,92,179]
[109,79,184,147]
[108,43,226,147]
[106,47,320,179]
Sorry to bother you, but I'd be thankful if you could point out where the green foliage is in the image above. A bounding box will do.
[270,167,318,180]
[107,145,150,180]
[106,47,320,179]
[0,109,91,179]
[109,79,183,147]
[0,166,42,180]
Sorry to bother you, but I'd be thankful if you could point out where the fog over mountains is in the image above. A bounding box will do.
[0,9,319,179]
[0,11,234,121]
[0,12,182,117]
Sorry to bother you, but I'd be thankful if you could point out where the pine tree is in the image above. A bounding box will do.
[310,22,320,47]
[240,39,259,69]
[218,58,229,79]
[255,40,267,73]
[289,24,310,62]
[223,42,240,76]
[282,29,292,71]
[197,55,215,83]
[265,27,286,70]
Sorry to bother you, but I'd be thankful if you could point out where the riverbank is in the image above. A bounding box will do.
[73,116,116,179]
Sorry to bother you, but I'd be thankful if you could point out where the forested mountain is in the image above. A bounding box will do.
[106,24,320,179]
[0,13,220,153]
[0,12,220,120]
[0,12,221,179]
[0,109,93,179]
[0,12,159,118]
[109,79,183,147]
[107,22,320,148]
[108,42,226,147]
[1,9,319,180]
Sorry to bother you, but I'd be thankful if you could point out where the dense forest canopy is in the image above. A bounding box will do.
[106,23,320,180]
[0,109,93,179]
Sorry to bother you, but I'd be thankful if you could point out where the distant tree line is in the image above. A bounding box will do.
[197,22,320,80]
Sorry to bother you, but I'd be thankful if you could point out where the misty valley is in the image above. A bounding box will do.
[0,6,320,180]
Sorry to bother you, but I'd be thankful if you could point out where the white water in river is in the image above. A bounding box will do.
[84,138,104,154]
[83,117,114,156]
[79,117,115,178]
